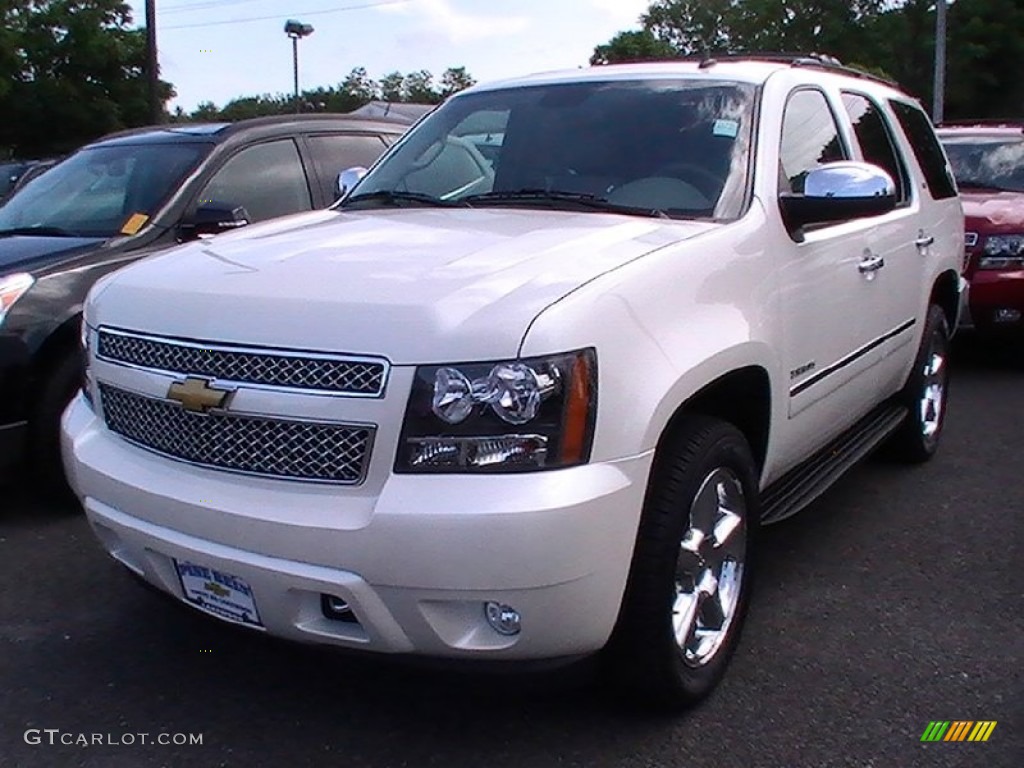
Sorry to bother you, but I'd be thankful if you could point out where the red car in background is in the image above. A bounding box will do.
[937,123,1024,336]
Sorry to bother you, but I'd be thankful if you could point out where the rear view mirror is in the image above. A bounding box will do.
[180,203,250,241]
[780,161,896,233]
[336,167,368,199]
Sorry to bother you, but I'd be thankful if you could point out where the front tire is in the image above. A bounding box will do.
[604,415,759,709]
[28,351,83,502]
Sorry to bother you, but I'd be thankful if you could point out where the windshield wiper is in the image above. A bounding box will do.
[340,190,470,209]
[0,225,82,237]
[461,189,669,218]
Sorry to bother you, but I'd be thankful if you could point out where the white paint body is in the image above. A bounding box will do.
[62,61,963,660]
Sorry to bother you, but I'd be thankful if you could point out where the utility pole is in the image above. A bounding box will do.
[145,0,161,123]
[932,0,947,124]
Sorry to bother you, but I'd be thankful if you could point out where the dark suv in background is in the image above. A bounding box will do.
[937,122,1024,336]
[0,114,407,492]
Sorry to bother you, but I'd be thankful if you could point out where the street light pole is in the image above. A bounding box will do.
[284,20,314,114]
[933,0,947,123]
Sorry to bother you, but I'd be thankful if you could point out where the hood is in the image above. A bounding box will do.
[0,234,105,275]
[959,190,1024,234]
[89,208,715,364]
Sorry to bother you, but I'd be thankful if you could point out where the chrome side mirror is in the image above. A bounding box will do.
[780,161,897,232]
[336,167,368,199]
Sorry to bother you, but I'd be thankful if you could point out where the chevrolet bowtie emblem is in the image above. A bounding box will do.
[167,377,232,414]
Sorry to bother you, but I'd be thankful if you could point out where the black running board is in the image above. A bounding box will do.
[760,403,909,525]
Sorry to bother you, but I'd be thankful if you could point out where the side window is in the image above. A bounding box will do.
[779,89,848,194]
[888,100,958,200]
[199,140,312,222]
[841,92,909,204]
[307,134,388,197]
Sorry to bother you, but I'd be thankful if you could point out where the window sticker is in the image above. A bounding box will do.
[120,213,150,236]
[713,119,740,138]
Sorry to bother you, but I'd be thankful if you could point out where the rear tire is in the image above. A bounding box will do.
[604,415,759,710]
[884,305,950,463]
[28,351,83,503]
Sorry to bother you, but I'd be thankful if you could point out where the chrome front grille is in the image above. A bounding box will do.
[99,384,374,484]
[97,328,387,396]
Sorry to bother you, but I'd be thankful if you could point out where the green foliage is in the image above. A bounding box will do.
[590,30,678,65]
[0,0,174,157]
[592,0,1024,119]
[180,66,474,123]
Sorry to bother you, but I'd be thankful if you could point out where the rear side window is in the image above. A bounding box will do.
[841,92,909,204]
[779,89,848,194]
[889,101,957,200]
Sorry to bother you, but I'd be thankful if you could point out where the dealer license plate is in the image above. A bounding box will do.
[174,560,263,627]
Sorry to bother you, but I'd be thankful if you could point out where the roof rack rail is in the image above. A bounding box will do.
[686,51,899,88]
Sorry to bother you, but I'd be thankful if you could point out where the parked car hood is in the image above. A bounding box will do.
[0,234,106,274]
[88,208,717,364]
[960,190,1024,234]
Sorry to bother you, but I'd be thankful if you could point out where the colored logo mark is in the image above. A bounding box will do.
[921,721,997,742]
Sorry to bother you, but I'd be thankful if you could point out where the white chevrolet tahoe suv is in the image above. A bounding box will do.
[62,57,965,708]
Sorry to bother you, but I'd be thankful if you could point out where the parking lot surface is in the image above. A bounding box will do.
[1,336,1021,768]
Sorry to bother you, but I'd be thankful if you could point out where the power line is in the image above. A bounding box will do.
[161,0,412,30]
[159,0,267,16]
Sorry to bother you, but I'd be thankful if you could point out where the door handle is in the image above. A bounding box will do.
[858,255,885,274]
[915,234,935,248]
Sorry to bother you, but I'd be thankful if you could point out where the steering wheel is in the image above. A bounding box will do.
[656,163,723,199]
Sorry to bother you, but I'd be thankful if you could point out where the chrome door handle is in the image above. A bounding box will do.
[915,234,935,248]
[858,255,885,273]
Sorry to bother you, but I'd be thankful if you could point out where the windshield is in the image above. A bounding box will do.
[341,79,756,220]
[940,136,1024,193]
[0,143,209,238]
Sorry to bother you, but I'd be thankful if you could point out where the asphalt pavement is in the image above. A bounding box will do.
[1,335,1021,768]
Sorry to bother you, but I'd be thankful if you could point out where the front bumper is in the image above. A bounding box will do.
[966,268,1024,332]
[62,395,653,660]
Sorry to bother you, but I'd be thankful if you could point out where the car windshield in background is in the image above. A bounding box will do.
[342,79,756,220]
[941,136,1024,193]
[0,143,209,238]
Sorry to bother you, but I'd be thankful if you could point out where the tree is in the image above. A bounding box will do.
[0,0,174,157]
[379,72,406,103]
[341,67,379,103]
[439,66,476,97]
[591,29,678,65]
[592,0,1023,119]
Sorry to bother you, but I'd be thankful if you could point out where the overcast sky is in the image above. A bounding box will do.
[125,0,652,111]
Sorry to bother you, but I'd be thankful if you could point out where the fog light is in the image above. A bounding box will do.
[993,308,1021,323]
[320,593,358,623]
[484,602,522,636]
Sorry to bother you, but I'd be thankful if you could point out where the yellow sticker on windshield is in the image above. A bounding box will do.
[120,213,149,236]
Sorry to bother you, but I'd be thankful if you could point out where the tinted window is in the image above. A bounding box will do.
[889,101,957,200]
[307,134,388,197]
[346,80,757,220]
[779,89,848,194]
[841,92,909,203]
[200,140,312,222]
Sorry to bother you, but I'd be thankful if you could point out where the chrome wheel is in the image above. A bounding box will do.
[672,467,747,667]
[920,341,946,439]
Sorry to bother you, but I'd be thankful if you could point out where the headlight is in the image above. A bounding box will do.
[979,234,1024,269]
[396,349,597,473]
[0,273,34,327]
